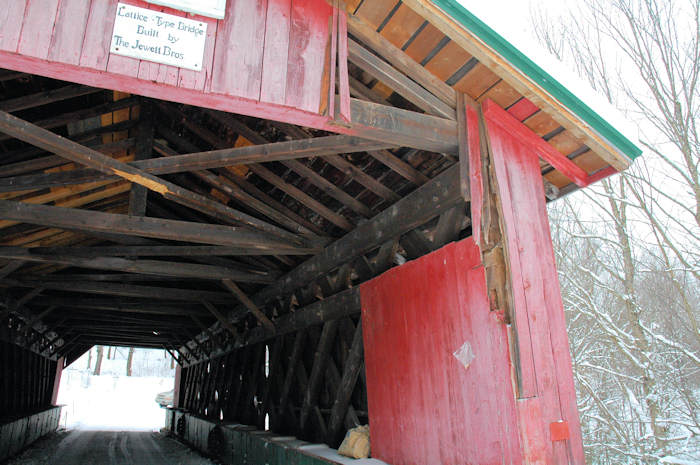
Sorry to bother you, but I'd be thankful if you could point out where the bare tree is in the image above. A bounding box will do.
[126,347,135,377]
[533,0,700,463]
[93,345,104,376]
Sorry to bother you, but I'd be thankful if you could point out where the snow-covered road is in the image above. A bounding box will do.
[6,430,215,465]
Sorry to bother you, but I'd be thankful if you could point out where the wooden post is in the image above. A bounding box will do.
[51,357,64,405]
[173,364,182,409]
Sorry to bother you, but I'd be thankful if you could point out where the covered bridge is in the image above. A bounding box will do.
[0,0,640,464]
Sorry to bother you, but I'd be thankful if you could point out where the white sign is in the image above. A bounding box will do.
[110,3,207,71]
[145,0,227,19]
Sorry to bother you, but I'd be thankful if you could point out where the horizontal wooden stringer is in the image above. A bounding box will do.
[0,200,315,253]
[0,135,396,193]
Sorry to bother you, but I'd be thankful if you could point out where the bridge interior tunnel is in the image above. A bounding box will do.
[0,1,637,463]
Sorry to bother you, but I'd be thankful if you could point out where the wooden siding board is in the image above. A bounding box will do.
[48,0,92,65]
[361,239,522,465]
[18,0,61,60]
[0,0,28,52]
[80,0,119,70]
[260,0,292,105]
[177,14,218,91]
[486,112,585,464]
[285,0,332,113]
[211,0,268,100]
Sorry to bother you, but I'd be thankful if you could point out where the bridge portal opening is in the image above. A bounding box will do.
[56,346,176,431]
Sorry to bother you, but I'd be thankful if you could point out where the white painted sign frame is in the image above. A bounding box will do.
[145,0,227,19]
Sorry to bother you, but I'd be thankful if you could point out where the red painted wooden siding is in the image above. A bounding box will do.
[484,110,585,464]
[361,238,523,465]
[0,0,332,114]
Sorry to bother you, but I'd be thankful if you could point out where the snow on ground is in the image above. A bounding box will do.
[57,348,175,431]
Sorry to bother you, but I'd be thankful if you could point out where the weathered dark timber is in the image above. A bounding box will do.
[336,97,458,155]
[0,201,309,251]
[0,135,392,193]
[0,96,141,148]
[2,279,236,303]
[221,279,275,333]
[162,108,358,233]
[0,251,276,283]
[152,139,325,240]
[195,287,361,363]
[0,111,301,243]
[347,39,455,120]
[26,297,212,317]
[201,300,238,339]
[432,205,467,249]
[246,164,461,314]
[0,260,24,279]
[129,100,154,217]
[0,245,316,257]
[0,85,102,113]
[0,138,136,178]
[300,320,339,431]
[327,322,364,445]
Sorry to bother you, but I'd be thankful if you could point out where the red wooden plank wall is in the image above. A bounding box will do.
[485,112,585,464]
[486,113,585,465]
[361,238,523,465]
[0,0,332,114]
[361,110,585,464]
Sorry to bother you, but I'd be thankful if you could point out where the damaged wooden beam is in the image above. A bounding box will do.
[0,135,393,193]
[0,110,300,242]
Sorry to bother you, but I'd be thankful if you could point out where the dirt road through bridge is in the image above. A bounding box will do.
[6,429,214,464]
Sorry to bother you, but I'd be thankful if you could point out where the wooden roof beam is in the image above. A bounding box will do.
[0,249,277,283]
[3,278,237,303]
[0,200,308,251]
[1,244,317,257]
[347,38,456,120]
[190,163,462,349]
[221,279,275,333]
[0,134,391,193]
[347,14,457,108]
[0,84,103,113]
[30,296,211,317]
[0,110,301,243]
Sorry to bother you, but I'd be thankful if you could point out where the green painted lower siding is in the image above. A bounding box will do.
[165,410,387,465]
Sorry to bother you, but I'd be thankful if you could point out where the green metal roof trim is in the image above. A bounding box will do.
[431,0,642,161]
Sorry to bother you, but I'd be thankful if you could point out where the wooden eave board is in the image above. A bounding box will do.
[348,0,641,191]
